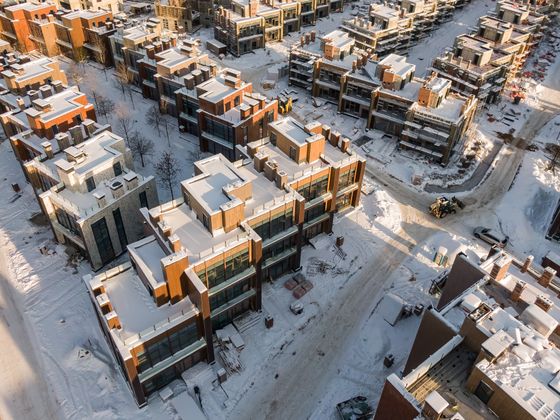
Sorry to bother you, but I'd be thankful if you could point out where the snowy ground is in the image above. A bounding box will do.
[0,4,559,420]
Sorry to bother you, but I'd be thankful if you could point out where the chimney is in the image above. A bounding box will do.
[352,60,357,72]
[184,74,195,89]
[340,137,350,153]
[55,132,71,150]
[51,80,64,93]
[535,295,554,313]
[169,234,182,252]
[146,44,155,60]
[521,255,534,273]
[263,160,277,181]
[105,311,121,329]
[109,180,124,199]
[275,170,288,189]
[539,267,557,288]
[39,84,52,98]
[83,119,97,138]
[160,221,172,238]
[93,191,107,208]
[329,131,341,147]
[124,172,139,190]
[489,256,512,282]
[253,151,268,172]
[16,96,25,110]
[28,90,39,101]
[300,36,305,47]
[322,125,331,141]
[41,141,53,159]
[511,280,526,302]
[310,30,316,42]
[69,125,83,144]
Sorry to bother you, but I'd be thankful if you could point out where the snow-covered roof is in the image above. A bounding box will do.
[86,262,199,350]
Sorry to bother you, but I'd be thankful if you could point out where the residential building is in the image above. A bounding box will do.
[341,10,414,58]
[138,38,217,117]
[213,0,345,56]
[0,55,67,95]
[21,124,159,269]
[51,9,115,62]
[0,1,58,53]
[54,0,121,14]
[370,54,477,164]
[196,68,278,160]
[155,0,206,33]
[375,249,560,420]
[109,18,177,85]
[430,2,546,104]
[1,83,95,140]
[291,35,477,164]
[84,115,365,406]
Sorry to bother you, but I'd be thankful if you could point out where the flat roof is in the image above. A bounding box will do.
[100,263,198,345]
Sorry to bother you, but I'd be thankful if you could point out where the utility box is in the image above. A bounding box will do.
[336,236,344,247]
[265,315,274,329]
[217,368,227,384]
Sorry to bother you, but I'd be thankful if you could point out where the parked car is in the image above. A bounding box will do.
[473,227,509,247]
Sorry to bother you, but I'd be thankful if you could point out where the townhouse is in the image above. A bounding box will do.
[213,0,344,56]
[1,83,95,141]
[0,55,67,94]
[155,0,211,33]
[138,39,217,118]
[21,124,158,269]
[84,115,365,406]
[340,0,471,61]
[58,0,121,14]
[430,1,547,104]
[50,9,115,62]
[195,68,278,160]
[370,54,477,164]
[375,249,560,420]
[0,1,58,54]
[290,32,477,164]
[109,18,177,85]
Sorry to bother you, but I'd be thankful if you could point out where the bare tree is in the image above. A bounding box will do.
[129,131,154,167]
[146,104,163,135]
[159,100,171,146]
[114,62,135,109]
[69,62,84,90]
[73,47,88,68]
[92,36,109,80]
[96,95,115,122]
[154,151,181,200]
[115,103,133,145]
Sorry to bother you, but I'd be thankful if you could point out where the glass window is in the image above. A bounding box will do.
[113,161,122,177]
[113,208,128,250]
[86,176,96,192]
[139,191,148,208]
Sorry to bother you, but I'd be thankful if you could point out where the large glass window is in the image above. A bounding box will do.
[54,205,80,236]
[204,118,235,144]
[91,217,115,265]
[209,277,250,309]
[197,249,250,290]
[262,234,297,261]
[297,175,329,201]
[338,168,356,190]
[113,208,128,250]
[86,176,96,192]
[251,208,293,241]
[305,203,326,223]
